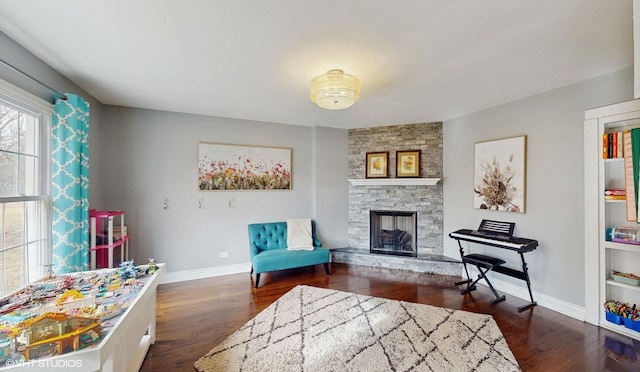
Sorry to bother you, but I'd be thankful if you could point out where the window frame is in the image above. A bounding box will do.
[0,79,52,294]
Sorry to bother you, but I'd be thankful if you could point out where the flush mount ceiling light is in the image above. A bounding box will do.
[310,69,360,110]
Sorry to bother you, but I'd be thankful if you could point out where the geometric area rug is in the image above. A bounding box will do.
[195,285,520,372]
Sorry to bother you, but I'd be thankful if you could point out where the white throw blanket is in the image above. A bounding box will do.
[286,218,314,250]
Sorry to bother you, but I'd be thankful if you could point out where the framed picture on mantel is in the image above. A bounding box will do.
[366,151,389,178]
[396,150,421,177]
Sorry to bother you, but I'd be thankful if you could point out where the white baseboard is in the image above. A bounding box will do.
[466,267,585,321]
[161,262,251,284]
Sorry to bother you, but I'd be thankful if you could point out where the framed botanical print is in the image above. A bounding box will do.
[366,151,389,178]
[473,135,526,213]
[396,150,421,177]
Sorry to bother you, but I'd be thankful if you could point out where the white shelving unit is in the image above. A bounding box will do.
[584,99,640,340]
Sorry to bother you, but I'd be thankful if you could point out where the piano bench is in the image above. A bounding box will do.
[462,253,506,269]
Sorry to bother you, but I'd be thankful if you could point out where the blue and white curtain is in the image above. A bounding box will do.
[51,94,90,273]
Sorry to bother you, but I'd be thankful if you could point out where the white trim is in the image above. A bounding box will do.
[160,262,251,284]
[0,78,52,288]
[348,178,441,186]
[584,99,640,120]
[0,78,53,113]
[634,0,640,99]
[0,195,49,203]
[465,266,585,321]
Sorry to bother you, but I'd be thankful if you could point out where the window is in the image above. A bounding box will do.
[0,80,51,297]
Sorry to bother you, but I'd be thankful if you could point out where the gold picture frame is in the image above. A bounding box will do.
[366,151,389,178]
[396,150,421,178]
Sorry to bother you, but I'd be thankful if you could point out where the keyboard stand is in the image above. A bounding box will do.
[455,253,507,304]
[450,220,538,312]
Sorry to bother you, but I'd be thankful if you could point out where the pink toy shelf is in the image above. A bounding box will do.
[89,210,130,269]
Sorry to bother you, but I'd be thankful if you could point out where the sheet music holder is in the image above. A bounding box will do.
[449,219,538,312]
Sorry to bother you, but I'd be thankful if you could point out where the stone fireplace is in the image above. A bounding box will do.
[331,122,461,276]
[370,210,417,257]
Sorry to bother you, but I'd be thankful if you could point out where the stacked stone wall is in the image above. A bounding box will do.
[348,122,443,255]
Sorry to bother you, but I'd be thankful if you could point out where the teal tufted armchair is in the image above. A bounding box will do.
[248,221,330,288]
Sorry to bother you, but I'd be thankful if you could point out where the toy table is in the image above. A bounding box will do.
[0,264,165,372]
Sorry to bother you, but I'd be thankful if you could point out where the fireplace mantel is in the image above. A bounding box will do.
[348,178,441,186]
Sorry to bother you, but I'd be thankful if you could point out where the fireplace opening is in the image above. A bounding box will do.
[370,210,417,257]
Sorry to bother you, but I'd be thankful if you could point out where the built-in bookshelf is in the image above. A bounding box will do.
[585,99,640,340]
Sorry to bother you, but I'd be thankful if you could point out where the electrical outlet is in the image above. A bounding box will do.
[219,251,229,258]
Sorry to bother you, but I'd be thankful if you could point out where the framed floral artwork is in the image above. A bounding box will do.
[198,142,292,190]
[366,151,389,178]
[396,150,421,177]
[473,135,526,213]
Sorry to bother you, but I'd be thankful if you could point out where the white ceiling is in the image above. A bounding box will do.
[0,0,633,129]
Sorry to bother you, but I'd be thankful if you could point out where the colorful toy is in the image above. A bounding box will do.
[0,260,153,365]
[147,258,157,275]
[118,260,140,279]
[604,300,639,320]
[0,332,10,363]
[10,312,102,360]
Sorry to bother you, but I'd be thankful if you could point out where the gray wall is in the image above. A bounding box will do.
[100,106,350,272]
[347,123,444,255]
[443,68,634,307]
[0,31,105,208]
[4,29,637,309]
[314,126,349,248]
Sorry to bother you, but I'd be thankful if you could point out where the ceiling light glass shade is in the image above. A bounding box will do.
[310,69,360,110]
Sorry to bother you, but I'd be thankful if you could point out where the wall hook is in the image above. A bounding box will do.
[198,198,204,209]
[163,198,169,210]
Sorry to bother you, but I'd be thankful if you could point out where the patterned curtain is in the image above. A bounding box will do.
[51,94,90,273]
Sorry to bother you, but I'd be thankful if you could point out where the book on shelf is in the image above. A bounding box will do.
[604,195,627,201]
[602,131,626,159]
[618,131,623,159]
[605,189,627,196]
[624,131,637,221]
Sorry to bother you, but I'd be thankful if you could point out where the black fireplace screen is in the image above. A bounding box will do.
[370,210,417,257]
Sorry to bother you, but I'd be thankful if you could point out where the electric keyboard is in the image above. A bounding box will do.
[449,229,538,252]
[449,219,538,312]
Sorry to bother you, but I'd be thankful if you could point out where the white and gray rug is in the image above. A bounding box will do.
[195,285,520,372]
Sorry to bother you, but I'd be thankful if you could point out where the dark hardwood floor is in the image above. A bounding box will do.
[139,263,639,371]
